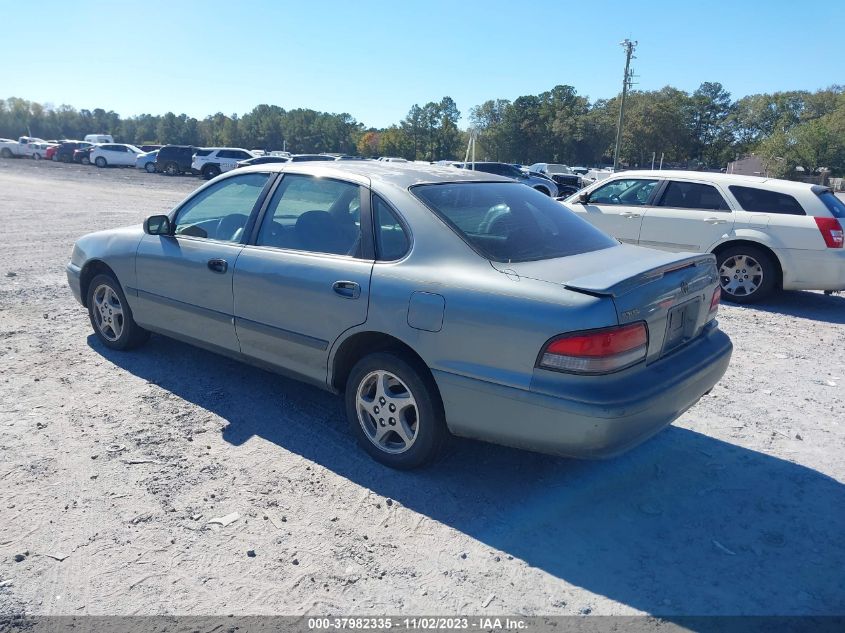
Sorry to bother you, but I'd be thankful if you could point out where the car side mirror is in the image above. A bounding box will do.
[144,215,172,236]
[578,192,590,204]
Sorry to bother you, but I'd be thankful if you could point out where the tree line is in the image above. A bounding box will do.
[2,82,843,177]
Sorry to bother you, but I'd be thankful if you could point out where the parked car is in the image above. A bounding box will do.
[84,134,114,144]
[90,143,143,168]
[136,150,159,172]
[46,144,61,161]
[28,142,53,160]
[192,147,256,179]
[66,162,731,469]
[562,170,845,303]
[458,162,559,197]
[235,155,290,169]
[155,145,196,176]
[56,141,92,163]
[289,154,337,162]
[73,146,96,165]
[378,157,408,163]
[528,163,582,189]
[0,136,49,159]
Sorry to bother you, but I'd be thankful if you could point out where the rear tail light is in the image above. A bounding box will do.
[538,322,648,374]
[709,286,721,318]
[815,217,844,248]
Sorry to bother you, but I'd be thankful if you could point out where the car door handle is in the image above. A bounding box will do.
[703,217,728,224]
[207,258,228,273]
[332,280,361,299]
[620,211,641,218]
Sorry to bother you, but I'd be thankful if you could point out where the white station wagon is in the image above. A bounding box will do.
[562,171,845,302]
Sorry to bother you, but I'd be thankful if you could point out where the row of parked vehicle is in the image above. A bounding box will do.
[1,135,606,196]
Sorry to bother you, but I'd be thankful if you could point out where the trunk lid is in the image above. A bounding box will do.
[492,244,719,363]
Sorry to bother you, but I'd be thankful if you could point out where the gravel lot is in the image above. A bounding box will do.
[0,158,843,618]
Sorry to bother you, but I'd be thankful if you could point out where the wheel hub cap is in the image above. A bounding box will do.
[719,254,763,297]
[92,284,124,341]
[356,370,419,454]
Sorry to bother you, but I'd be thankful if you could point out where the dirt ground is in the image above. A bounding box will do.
[0,158,843,618]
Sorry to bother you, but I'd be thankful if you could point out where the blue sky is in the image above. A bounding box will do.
[1,0,838,128]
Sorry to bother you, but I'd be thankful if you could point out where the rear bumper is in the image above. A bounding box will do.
[66,262,83,305]
[433,324,732,458]
[778,247,845,291]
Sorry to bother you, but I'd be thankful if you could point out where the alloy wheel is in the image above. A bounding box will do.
[356,370,419,454]
[92,284,124,341]
[719,254,763,297]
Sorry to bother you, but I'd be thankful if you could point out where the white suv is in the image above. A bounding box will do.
[192,148,255,179]
[90,143,143,168]
[561,170,845,303]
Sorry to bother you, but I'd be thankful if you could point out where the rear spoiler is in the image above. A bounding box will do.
[563,254,716,298]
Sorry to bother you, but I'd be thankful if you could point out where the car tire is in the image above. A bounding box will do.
[164,162,179,176]
[534,185,551,196]
[345,351,447,469]
[95,157,107,168]
[203,164,221,180]
[81,156,91,165]
[33,153,41,161]
[86,273,150,351]
[0,148,12,159]
[716,244,777,304]
[144,162,156,173]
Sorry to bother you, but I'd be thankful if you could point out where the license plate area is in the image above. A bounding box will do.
[662,298,701,355]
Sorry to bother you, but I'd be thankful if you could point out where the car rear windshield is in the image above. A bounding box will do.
[817,191,845,219]
[412,182,618,263]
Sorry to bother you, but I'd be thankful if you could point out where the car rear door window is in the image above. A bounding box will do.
[658,181,730,211]
[588,179,658,205]
[729,185,806,215]
[174,173,270,242]
[373,195,410,261]
[256,174,362,256]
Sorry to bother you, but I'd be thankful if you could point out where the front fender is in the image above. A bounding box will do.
[71,225,145,301]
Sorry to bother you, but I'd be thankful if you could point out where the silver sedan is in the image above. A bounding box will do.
[67,162,732,469]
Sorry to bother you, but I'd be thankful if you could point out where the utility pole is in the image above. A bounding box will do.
[612,39,637,172]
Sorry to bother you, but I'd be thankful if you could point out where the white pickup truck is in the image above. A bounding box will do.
[0,136,50,159]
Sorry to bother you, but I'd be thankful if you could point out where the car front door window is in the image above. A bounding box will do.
[589,179,658,205]
[174,173,270,242]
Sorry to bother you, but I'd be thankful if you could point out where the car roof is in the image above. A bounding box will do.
[236,160,512,187]
[618,169,818,194]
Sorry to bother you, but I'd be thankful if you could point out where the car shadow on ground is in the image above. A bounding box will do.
[735,290,845,324]
[90,334,845,615]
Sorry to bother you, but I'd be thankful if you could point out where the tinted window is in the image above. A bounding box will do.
[658,181,730,211]
[816,191,845,219]
[174,173,270,242]
[729,185,805,215]
[588,179,658,206]
[256,174,362,256]
[373,195,410,261]
[232,151,251,159]
[194,149,213,157]
[412,182,617,263]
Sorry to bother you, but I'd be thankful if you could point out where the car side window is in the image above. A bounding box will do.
[658,181,730,211]
[256,174,362,257]
[373,195,410,261]
[728,185,806,215]
[173,173,270,242]
[589,179,658,206]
